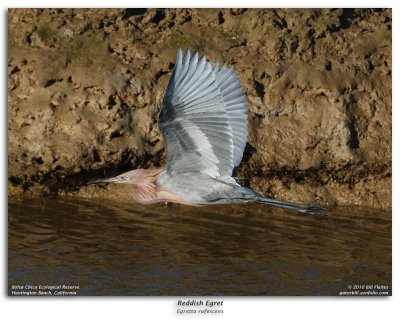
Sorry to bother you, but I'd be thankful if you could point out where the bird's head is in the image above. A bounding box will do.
[88,169,150,185]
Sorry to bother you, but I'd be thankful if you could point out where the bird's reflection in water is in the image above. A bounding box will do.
[8,197,391,295]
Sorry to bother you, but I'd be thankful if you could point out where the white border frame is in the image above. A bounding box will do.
[2,1,397,319]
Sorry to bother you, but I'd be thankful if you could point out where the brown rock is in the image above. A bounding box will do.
[7,8,392,210]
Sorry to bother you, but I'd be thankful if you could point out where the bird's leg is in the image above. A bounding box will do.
[258,196,329,215]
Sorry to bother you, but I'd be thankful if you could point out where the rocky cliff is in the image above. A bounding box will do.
[8,8,392,209]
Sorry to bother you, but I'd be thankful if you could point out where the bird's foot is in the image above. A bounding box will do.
[301,202,330,216]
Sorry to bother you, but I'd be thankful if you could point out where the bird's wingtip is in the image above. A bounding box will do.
[190,51,199,64]
[183,48,191,64]
[199,54,206,64]
[176,48,183,64]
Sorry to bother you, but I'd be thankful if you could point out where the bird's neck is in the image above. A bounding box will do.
[131,168,164,204]
[141,168,164,183]
[131,168,192,205]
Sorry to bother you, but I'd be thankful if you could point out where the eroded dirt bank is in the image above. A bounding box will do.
[8,8,392,209]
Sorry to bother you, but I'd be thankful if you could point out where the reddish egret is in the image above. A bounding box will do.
[91,49,326,214]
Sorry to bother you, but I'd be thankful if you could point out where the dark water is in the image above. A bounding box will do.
[8,196,391,296]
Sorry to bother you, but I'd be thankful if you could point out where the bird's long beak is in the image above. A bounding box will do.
[87,175,126,185]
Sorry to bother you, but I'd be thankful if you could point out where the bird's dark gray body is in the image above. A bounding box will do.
[156,172,256,205]
[90,48,326,215]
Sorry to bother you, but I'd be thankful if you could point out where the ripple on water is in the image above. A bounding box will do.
[8,196,391,295]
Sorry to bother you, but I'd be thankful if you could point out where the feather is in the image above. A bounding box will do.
[158,49,249,178]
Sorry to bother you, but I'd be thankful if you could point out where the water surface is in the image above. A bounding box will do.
[8,196,392,296]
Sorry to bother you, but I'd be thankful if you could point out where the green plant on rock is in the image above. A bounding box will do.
[37,25,58,42]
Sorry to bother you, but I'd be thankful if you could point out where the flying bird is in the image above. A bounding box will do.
[90,48,326,214]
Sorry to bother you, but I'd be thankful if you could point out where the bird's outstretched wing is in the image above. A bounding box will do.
[158,48,248,179]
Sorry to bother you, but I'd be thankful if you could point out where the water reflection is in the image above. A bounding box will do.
[8,197,391,295]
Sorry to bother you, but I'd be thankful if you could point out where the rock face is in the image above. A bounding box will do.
[8,8,392,209]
